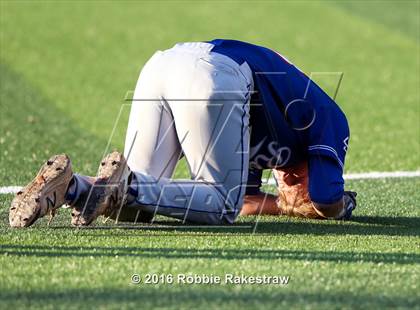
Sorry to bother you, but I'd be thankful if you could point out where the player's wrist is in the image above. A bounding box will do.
[312,198,345,219]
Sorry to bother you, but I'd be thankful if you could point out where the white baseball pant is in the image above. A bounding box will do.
[123,42,254,224]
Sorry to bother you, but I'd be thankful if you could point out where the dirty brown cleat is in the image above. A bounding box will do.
[71,151,130,226]
[9,154,73,227]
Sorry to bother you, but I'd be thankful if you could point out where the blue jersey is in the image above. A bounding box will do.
[208,39,350,204]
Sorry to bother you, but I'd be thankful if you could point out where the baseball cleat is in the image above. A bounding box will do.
[71,151,131,226]
[9,154,73,228]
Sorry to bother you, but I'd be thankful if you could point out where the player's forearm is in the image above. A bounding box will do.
[240,192,346,219]
[312,198,345,219]
[277,198,321,219]
[240,193,280,215]
[278,192,345,219]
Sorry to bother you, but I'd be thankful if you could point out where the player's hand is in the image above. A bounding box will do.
[336,191,357,220]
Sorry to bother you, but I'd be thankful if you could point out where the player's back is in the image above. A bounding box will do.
[208,39,350,170]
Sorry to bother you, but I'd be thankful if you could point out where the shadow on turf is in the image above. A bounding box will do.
[0,287,417,308]
[1,244,419,264]
[350,216,419,227]
[43,215,420,237]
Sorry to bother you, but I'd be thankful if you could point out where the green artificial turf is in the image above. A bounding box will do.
[0,1,419,309]
[0,178,419,309]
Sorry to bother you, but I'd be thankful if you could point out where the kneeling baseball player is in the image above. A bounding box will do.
[9,39,357,227]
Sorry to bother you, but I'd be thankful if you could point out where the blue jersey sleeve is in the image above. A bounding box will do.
[308,155,344,204]
[305,92,350,170]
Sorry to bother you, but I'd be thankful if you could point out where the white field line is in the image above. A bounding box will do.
[0,186,23,195]
[0,171,419,195]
